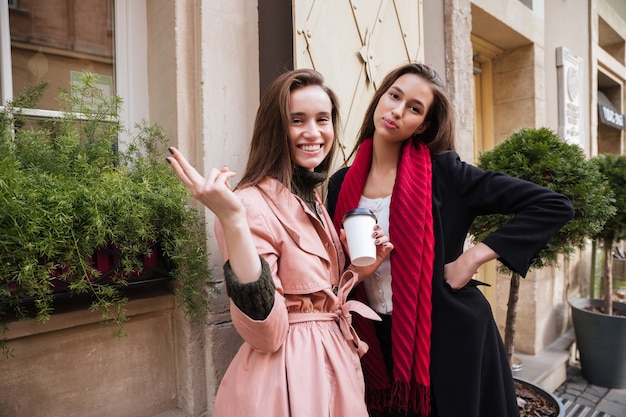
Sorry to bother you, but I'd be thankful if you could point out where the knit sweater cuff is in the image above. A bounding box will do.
[224,256,275,321]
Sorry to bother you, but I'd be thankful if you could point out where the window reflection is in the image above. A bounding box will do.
[9,0,114,111]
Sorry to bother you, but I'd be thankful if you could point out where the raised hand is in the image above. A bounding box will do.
[167,147,244,222]
[167,146,262,283]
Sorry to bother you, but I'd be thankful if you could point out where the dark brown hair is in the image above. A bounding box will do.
[348,62,455,162]
[237,69,340,190]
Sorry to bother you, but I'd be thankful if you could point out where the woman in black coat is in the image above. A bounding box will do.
[327,62,574,417]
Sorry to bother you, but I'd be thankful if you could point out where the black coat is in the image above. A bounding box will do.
[327,151,574,417]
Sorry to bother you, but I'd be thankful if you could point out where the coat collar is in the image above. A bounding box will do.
[256,178,334,263]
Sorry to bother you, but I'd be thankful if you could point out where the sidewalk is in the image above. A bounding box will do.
[554,359,626,417]
[515,329,626,417]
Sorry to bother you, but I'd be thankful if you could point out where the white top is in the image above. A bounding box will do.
[359,195,393,315]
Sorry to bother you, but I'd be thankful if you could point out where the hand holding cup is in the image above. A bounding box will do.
[342,208,379,267]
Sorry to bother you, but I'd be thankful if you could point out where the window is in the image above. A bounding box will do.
[0,0,165,316]
[0,0,148,142]
[2,0,115,114]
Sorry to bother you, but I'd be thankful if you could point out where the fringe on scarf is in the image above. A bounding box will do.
[366,381,431,417]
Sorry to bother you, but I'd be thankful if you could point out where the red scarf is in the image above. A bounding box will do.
[332,138,434,416]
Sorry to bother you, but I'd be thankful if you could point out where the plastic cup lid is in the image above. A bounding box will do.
[342,208,377,224]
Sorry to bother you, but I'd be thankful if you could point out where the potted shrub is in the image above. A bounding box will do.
[515,378,565,417]
[569,153,626,389]
[0,74,213,356]
[469,127,615,414]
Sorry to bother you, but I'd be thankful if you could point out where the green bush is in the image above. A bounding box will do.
[470,127,615,269]
[591,154,626,242]
[591,153,626,314]
[0,74,213,356]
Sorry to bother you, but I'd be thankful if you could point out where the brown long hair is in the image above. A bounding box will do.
[347,62,455,162]
[237,69,340,190]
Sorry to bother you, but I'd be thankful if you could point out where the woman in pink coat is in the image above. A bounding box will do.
[167,69,393,417]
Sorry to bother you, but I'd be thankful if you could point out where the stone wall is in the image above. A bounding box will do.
[0,294,177,417]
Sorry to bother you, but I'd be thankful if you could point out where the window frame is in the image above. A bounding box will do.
[0,0,149,143]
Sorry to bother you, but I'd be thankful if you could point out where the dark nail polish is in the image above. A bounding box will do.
[166,157,171,164]
[168,147,174,155]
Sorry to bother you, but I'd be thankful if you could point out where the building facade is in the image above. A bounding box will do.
[0,0,624,416]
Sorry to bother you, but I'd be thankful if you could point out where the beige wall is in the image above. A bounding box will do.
[0,295,177,417]
[544,0,591,153]
[423,0,446,76]
[188,0,259,413]
[442,0,475,162]
[144,0,260,414]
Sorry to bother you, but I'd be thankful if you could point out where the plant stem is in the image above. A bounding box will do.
[505,271,521,366]
[604,237,614,316]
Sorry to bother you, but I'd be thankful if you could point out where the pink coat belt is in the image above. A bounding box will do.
[287,271,381,357]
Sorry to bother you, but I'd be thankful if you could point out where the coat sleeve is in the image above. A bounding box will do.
[213,191,289,354]
[437,151,574,277]
[223,256,275,321]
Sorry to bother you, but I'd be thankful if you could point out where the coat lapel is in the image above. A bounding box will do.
[257,179,332,263]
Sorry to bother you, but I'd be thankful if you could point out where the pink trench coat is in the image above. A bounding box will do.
[212,178,378,417]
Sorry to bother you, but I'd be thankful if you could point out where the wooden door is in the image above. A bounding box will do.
[472,35,502,306]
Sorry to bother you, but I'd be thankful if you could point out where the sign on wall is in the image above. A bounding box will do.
[598,103,625,130]
[556,47,584,145]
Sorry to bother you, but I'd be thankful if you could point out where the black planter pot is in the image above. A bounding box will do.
[514,378,564,417]
[570,298,626,389]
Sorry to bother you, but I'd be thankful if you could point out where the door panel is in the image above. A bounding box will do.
[294,0,424,162]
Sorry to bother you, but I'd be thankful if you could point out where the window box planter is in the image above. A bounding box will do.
[0,75,212,356]
[49,244,171,293]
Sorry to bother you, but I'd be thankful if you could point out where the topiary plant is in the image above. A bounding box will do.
[590,154,626,316]
[0,74,213,357]
[469,126,615,365]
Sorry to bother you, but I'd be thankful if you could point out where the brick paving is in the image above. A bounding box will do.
[554,360,626,417]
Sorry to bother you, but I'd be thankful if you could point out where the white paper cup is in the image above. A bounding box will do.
[342,208,377,267]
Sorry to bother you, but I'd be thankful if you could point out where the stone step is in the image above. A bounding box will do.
[514,329,575,392]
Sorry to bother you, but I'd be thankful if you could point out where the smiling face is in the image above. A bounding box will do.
[288,85,335,171]
[373,73,434,144]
